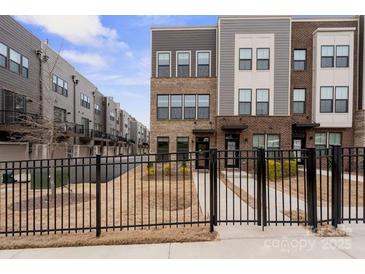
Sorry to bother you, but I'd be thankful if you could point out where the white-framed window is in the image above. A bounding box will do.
[196,51,210,77]
[80,93,91,109]
[293,49,306,71]
[320,86,349,113]
[253,134,280,149]
[176,51,190,77]
[321,46,334,68]
[293,88,306,114]
[335,86,349,113]
[157,51,171,77]
[9,48,21,73]
[256,89,269,115]
[170,95,183,119]
[94,103,101,115]
[336,45,349,68]
[239,48,252,70]
[21,56,29,78]
[197,94,209,119]
[320,86,333,113]
[184,95,196,119]
[52,74,68,97]
[315,132,342,151]
[256,48,270,70]
[157,95,169,120]
[239,89,252,115]
[0,42,7,68]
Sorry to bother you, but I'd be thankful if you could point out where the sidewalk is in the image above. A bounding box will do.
[1,224,365,258]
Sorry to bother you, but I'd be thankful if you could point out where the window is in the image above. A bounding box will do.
[157,137,169,162]
[109,111,115,121]
[184,95,196,119]
[157,95,169,120]
[197,51,210,77]
[293,89,305,114]
[239,89,251,115]
[293,49,306,71]
[177,52,190,77]
[0,42,7,68]
[267,135,280,149]
[256,89,269,115]
[321,46,334,68]
[94,103,101,115]
[320,87,333,113]
[256,48,270,70]
[176,137,189,161]
[170,95,182,119]
[14,94,25,112]
[80,93,91,109]
[197,95,209,119]
[54,107,66,123]
[21,56,29,78]
[335,86,348,113]
[315,132,342,151]
[157,52,170,77]
[239,48,252,70]
[329,133,341,146]
[253,134,265,148]
[9,49,21,73]
[336,45,349,67]
[52,75,68,97]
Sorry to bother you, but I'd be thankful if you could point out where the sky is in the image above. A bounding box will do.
[14,15,218,128]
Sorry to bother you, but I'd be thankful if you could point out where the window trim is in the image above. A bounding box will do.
[157,136,170,162]
[256,88,270,116]
[170,94,183,120]
[293,48,307,71]
[157,94,169,120]
[183,94,196,120]
[238,88,252,116]
[293,88,306,114]
[335,45,350,68]
[9,48,21,74]
[256,48,270,71]
[335,86,349,113]
[176,136,189,161]
[315,132,342,148]
[52,74,68,97]
[0,42,8,69]
[321,45,335,68]
[239,48,252,70]
[197,94,210,119]
[176,50,191,78]
[156,51,171,78]
[195,50,211,77]
[252,134,281,149]
[320,86,334,113]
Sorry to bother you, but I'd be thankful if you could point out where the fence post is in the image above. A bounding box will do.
[306,147,317,230]
[331,145,343,228]
[209,148,217,232]
[95,154,101,237]
[256,148,266,227]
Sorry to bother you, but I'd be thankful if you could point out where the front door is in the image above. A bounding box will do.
[195,137,209,169]
[292,137,305,164]
[225,134,239,168]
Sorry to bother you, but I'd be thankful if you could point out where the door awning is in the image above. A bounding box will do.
[292,122,320,129]
[221,124,248,131]
[192,128,215,134]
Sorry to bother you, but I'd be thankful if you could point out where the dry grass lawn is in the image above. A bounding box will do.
[0,163,206,240]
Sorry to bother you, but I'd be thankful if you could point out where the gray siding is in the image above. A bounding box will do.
[94,90,105,131]
[0,15,41,114]
[105,97,119,135]
[42,44,75,123]
[219,18,291,115]
[75,71,96,128]
[151,28,217,77]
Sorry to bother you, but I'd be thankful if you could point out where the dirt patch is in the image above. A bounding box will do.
[315,224,348,237]
[0,226,217,250]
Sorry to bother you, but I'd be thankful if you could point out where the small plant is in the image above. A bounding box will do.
[178,162,190,176]
[267,159,297,181]
[163,164,172,176]
[146,163,155,177]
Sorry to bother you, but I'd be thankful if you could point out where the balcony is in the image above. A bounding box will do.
[0,110,40,125]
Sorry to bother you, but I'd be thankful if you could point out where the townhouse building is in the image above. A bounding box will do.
[0,15,149,160]
[150,16,365,167]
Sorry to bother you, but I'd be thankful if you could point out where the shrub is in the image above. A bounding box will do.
[163,164,172,176]
[146,164,155,177]
[178,162,190,176]
[267,160,297,181]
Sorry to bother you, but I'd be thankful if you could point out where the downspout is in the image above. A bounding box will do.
[72,75,79,144]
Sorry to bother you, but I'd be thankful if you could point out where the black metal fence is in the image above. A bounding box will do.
[0,146,364,237]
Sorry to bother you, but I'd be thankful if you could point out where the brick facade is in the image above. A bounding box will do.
[150,77,217,153]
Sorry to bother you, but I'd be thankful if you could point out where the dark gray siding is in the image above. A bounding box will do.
[0,15,41,114]
[219,18,291,115]
[151,28,217,77]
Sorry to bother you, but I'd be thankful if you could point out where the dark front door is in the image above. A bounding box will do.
[292,131,306,164]
[195,137,209,169]
[225,133,240,168]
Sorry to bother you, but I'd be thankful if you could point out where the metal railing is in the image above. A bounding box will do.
[0,146,364,237]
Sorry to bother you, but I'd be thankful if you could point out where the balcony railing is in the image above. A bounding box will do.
[0,110,40,125]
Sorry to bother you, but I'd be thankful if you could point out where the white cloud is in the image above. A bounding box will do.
[134,16,188,27]
[14,15,128,49]
[60,49,106,68]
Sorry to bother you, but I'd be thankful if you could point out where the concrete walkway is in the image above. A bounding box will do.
[1,224,365,258]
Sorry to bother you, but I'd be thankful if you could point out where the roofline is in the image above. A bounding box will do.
[151,26,217,31]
